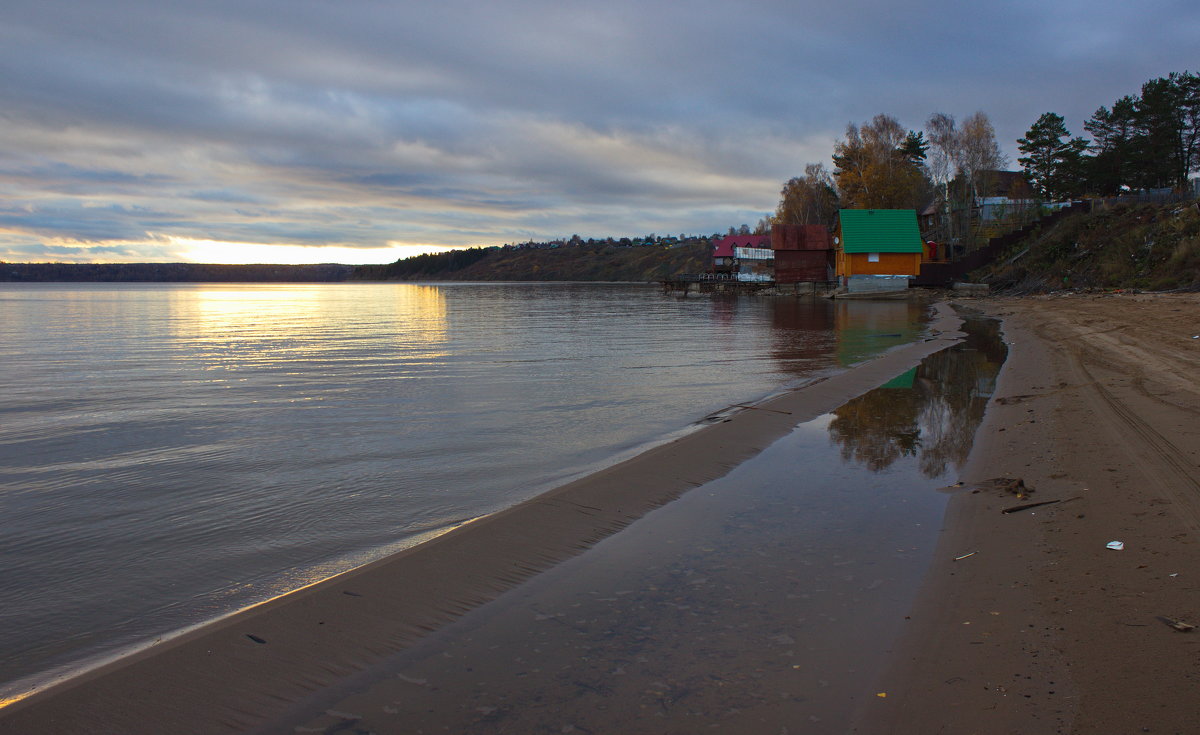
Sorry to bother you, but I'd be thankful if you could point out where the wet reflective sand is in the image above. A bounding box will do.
[273,316,1005,734]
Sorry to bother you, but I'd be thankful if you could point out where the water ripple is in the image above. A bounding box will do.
[0,282,928,697]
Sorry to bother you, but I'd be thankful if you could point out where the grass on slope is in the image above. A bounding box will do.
[982,199,1200,292]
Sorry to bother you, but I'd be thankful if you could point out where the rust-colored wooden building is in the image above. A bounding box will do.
[770,224,834,284]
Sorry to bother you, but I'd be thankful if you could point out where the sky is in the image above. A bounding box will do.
[1,1,1197,264]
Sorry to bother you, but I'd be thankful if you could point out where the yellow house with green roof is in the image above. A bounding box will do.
[834,209,924,281]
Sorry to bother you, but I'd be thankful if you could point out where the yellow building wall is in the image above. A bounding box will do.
[836,252,922,277]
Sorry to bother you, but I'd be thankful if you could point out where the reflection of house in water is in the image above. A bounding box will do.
[833,300,929,367]
[767,299,837,377]
[827,316,1006,478]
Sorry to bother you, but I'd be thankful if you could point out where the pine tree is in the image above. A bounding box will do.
[1017,112,1088,201]
[1135,71,1200,189]
[1083,96,1139,194]
[899,131,929,164]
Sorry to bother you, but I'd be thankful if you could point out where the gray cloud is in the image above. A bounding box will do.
[1,0,1197,262]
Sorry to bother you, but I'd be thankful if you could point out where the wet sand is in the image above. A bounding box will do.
[855,292,1200,734]
[0,305,966,734]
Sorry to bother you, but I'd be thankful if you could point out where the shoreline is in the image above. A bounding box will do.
[854,292,1200,733]
[0,304,966,734]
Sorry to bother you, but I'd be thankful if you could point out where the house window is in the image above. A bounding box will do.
[868,253,880,262]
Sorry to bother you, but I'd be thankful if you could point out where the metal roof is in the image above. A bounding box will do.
[712,234,769,258]
[838,209,923,253]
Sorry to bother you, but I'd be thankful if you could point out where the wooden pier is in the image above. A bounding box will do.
[661,275,834,297]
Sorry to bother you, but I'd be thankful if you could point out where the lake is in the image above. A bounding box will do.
[0,282,928,699]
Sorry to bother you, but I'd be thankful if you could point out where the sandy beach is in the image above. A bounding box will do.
[857,292,1200,735]
[1,293,1197,734]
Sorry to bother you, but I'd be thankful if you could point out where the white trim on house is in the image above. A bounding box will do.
[733,247,774,261]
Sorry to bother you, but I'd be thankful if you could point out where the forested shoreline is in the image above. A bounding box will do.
[1,242,707,283]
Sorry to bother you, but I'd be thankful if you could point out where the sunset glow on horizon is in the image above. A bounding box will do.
[170,237,457,265]
[1,1,1195,264]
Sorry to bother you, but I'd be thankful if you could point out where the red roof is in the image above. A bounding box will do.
[713,234,769,257]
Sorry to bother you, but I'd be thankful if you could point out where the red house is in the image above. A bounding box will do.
[712,234,771,275]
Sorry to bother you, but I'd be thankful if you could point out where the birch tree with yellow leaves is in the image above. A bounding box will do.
[831,114,929,210]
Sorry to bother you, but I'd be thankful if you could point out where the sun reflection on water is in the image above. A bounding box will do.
[389,284,449,347]
[167,284,450,364]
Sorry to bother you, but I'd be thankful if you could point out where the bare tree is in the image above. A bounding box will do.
[924,111,1007,250]
[925,113,959,243]
[958,112,1007,203]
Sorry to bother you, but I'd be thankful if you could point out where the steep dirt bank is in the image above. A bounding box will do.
[982,199,1200,292]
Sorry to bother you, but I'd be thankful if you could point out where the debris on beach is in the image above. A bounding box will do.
[953,551,978,561]
[1106,541,1125,550]
[998,478,1030,497]
[396,673,429,686]
[1156,616,1195,632]
[1001,499,1060,514]
[972,477,1032,498]
[1001,495,1081,514]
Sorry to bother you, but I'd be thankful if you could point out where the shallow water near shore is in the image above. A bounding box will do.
[0,283,930,700]
[275,315,1007,734]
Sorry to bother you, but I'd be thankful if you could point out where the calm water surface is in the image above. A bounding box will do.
[0,282,928,697]
[280,316,1008,735]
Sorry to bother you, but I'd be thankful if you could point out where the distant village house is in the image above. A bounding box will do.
[711,234,773,282]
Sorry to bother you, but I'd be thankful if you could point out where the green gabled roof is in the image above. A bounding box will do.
[838,209,923,253]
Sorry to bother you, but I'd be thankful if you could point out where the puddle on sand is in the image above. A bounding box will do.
[275,315,1007,735]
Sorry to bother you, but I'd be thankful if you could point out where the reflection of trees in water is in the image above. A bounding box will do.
[828,384,921,472]
[827,317,1005,478]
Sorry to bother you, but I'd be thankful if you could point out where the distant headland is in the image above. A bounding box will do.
[1,239,711,283]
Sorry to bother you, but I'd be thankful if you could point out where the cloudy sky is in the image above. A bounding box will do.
[2,1,1196,264]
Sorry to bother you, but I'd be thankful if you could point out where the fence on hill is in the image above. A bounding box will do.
[912,202,1089,288]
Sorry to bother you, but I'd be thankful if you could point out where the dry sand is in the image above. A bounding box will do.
[3,293,1196,735]
[856,292,1200,734]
